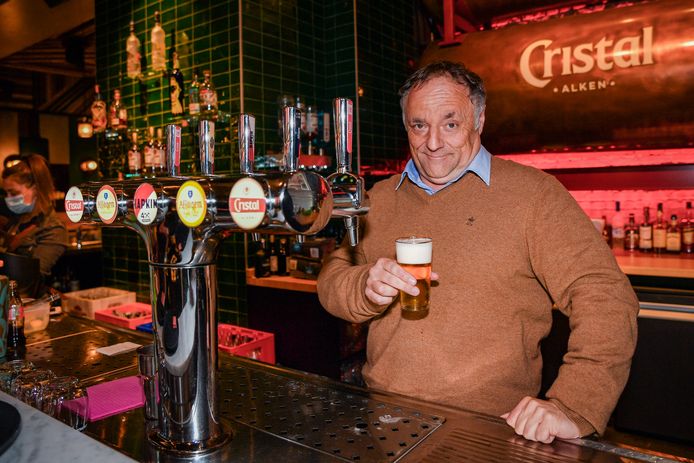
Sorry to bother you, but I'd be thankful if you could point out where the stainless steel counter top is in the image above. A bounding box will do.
[15,315,691,463]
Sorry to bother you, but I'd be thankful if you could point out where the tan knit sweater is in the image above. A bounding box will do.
[317,156,638,436]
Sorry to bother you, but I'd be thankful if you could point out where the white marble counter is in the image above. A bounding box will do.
[0,391,134,463]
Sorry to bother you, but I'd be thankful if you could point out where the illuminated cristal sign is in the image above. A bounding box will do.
[65,186,85,223]
[520,26,654,89]
[229,177,266,230]
[134,183,158,225]
[96,185,118,224]
[176,180,207,227]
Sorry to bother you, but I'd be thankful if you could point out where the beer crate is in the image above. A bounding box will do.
[218,323,275,364]
[94,302,152,330]
[62,287,136,319]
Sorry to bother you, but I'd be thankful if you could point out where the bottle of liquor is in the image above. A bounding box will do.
[269,235,279,275]
[126,21,142,79]
[199,70,218,117]
[151,11,166,72]
[154,127,166,175]
[188,72,200,117]
[254,237,271,278]
[91,84,107,133]
[278,238,288,276]
[143,127,156,175]
[682,202,693,254]
[638,207,652,253]
[6,280,26,360]
[611,201,625,249]
[624,213,639,252]
[170,51,185,116]
[652,203,667,254]
[666,214,681,254]
[109,89,127,131]
[127,132,142,176]
[601,215,612,247]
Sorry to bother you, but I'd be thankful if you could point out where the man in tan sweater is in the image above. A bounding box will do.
[317,61,639,444]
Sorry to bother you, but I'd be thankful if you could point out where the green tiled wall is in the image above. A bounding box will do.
[94,0,418,326]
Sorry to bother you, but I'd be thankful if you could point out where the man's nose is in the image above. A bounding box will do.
[426,127,443,151]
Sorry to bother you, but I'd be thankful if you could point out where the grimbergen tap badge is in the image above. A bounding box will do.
[519,26,654,93]
[65,186,85,223]
[229,177,266,230]
[96,185,118,224]
[176,180,207,227]
[134,183,158,225]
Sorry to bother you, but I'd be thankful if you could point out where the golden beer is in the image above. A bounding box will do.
[396,237,432,312]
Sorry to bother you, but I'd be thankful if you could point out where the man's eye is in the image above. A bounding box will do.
[413,124,425,130]
[446,122,458,129]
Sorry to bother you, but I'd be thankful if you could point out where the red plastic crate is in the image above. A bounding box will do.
[94,302,152,330]
[217,324,275,364]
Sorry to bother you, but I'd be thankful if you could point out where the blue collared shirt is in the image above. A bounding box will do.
[395,145,492,194]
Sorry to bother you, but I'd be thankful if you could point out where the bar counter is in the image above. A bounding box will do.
[3,314,692,463]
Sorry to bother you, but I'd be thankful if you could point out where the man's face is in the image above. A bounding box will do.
[404,76,485,191]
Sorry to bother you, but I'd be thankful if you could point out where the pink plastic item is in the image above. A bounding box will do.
[218,324,276,364]
[94,302,152,330]
[86,375,144,421]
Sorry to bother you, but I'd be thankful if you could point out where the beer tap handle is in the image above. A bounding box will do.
[333,98,353,174]
[199,119,215,175]
[239,114,255,175]
[282,106,300,173]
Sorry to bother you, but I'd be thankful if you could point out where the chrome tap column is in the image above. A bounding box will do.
[65,115,334,455]
[328,98,369,246]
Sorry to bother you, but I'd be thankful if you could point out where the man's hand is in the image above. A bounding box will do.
[501,397,580,444]
[365,257,439,307]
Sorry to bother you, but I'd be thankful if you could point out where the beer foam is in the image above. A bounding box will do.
[396,238,432,264]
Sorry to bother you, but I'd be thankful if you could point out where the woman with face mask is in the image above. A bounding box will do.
[0,154,67,289]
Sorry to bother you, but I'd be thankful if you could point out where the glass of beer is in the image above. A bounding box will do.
[396,236,432,312]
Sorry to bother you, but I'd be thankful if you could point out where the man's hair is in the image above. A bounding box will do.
[399,60,486,129]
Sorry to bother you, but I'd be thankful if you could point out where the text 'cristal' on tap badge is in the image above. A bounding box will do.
[65,186,85,223]
[134,183,158,225]
[96,185,118,224]
[176,180,207,227]
[229,177,266,230]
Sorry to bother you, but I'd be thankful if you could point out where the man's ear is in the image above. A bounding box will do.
[477,109,486,134]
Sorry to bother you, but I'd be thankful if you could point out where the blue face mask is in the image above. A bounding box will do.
[5,194,35,215]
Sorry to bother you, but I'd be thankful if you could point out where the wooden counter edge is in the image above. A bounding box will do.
[613,252,694,279]
[246,268,317,293]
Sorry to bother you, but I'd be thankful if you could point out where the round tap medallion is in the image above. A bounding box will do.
[96,185,118,224]
[176,180,207,227]
[65,186,84,223]
[134,183,158,225]
[229,177,266,230]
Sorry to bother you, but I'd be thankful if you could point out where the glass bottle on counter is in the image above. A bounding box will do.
[278,238,289,276]
[127,131,142,176]
[151,11,166,72]
[653,203,667,254]
[624,213,639,252]
[601,215,612,247]
[143,126,156,176]
[6,280,26,360]
[269,235,279,275]
[611,201,624,249]
[682,202,693,254]
[638,207,652,253]
[91,84,107,133]
[109,89,127,131]
[126,20,141,79]
[254,238,271,278]
[199,70,218,117]
[170,51,185,116]
[666,214,681,254]
[154,127,166,175]
[188,72,200,116]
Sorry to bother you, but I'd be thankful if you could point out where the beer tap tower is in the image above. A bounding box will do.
[64,98,367,455]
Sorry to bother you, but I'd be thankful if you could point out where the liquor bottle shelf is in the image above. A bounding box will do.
[613,249,694,278]
[245,268,317,293]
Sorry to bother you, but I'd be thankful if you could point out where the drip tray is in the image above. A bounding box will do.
[218,362,445,462]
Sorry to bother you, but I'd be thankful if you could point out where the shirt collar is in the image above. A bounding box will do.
[396,145,492,194]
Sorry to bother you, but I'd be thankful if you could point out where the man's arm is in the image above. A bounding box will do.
[516,175,638,438]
